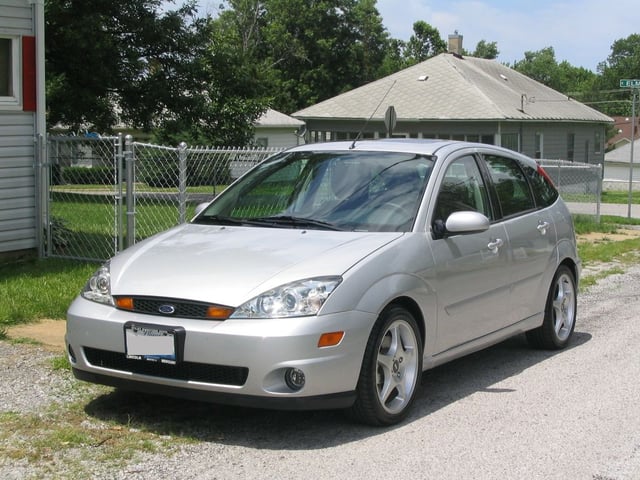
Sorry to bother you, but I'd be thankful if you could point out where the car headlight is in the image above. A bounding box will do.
[81,262,114,305]
[230,276,342,319]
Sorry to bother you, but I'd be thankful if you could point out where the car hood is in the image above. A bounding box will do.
[109,224,403,306]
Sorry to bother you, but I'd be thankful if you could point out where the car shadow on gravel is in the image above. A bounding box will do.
[83,331,591,450]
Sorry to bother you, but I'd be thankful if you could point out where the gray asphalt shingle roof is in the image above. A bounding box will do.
[293,53,612,124]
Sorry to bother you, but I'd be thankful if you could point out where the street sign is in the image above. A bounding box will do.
[620,79,640,88]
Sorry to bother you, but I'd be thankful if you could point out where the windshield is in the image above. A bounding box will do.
[194,150,434,232]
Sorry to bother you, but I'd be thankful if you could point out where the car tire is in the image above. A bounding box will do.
[526,265,577,350]
[348,306,423,426]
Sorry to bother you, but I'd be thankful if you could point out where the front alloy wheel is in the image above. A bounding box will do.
[349,306,423,426]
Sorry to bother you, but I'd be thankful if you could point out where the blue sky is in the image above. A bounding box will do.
[196,0,640,72]
[376,0,640,71]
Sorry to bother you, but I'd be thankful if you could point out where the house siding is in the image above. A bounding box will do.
[254,128,304,148]
[0,0,32,32]
[0,0,37,255]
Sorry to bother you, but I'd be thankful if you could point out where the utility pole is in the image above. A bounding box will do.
[619,79,640,218]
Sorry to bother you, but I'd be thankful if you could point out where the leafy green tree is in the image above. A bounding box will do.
[46,0,269,145]
[404,21,446,65]
[469,40,499,59]
[215,0,390,113]
[512,46,596,95]
[589,34,640,116]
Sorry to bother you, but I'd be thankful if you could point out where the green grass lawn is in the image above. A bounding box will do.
[601,190,640,204]
[0,258,96,330]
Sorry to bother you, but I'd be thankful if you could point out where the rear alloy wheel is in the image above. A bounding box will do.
[349,306,423,426]
[526,265,577,349]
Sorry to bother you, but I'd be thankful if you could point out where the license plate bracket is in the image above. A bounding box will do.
[124,322,185,364]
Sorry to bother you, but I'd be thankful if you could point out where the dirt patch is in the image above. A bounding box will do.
[578,228,640,243]
[7,319,66,352]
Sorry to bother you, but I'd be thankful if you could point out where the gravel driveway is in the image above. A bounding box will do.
[2,265,639,479]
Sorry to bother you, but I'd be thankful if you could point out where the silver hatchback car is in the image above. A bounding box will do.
[66,140,580,426]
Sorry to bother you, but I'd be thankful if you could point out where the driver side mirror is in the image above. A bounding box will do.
[433,211,490,238]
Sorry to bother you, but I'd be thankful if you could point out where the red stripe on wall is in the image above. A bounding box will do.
[22,36,36,112]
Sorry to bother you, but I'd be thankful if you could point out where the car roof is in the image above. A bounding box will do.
[285,139,538,168]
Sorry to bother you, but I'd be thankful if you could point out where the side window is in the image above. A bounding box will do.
[484,155,535,217]
[434,155,491,222]
[523,164,559,208]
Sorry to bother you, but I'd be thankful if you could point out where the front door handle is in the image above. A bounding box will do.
[487,238,504,254]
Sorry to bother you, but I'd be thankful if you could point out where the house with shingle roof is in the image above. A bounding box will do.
[293,48,612,164]
[253,109,305,148]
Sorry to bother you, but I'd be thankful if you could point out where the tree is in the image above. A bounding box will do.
[215,0,390,113]
[45,0,269,145]
[512,47,596,95]
[470,40,499,60]
[404,21,446,65]
[589,34,640,116]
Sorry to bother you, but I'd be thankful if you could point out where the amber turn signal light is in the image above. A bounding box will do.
[318,331,344,348]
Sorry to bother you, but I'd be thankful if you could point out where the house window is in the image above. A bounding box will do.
[584,140,589,163]
[595,132,602,154]
[501,133,519,152]
[255,137,268,147]
[0,36,19,105]
[480,134,494,145]
[567,133,575,162]
[534,132,543,159]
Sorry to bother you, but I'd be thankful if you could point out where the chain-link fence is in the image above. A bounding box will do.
[538,159,603,221]
[45,137,603,262]
[46,134,282,261]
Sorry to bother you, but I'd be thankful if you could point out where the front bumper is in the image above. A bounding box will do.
[66,296,374,410]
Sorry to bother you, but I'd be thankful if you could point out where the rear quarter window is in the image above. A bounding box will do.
[523,164,559,208]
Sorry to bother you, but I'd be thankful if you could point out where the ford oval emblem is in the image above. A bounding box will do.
[158,304,176,315]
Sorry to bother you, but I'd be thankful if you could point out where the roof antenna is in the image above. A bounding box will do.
[350,80,397,149]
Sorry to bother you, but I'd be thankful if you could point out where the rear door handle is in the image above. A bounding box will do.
[537,221,550,235]
[487,238,504,254]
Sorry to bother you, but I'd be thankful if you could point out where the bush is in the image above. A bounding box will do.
[141,159,231,188]
[61,166,116,185]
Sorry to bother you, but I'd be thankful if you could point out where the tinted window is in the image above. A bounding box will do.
[434,155,491,222]
[523,164,559,207]
[484,155,535,217]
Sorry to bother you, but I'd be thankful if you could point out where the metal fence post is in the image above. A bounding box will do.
[116,133,124,252]
[125,135,136,248]
[178,142,188,224]
[34,133,47,257]
[596,163,602,224]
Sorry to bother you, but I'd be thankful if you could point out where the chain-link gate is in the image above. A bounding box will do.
[45,135,283,262]
[46,135,123,261]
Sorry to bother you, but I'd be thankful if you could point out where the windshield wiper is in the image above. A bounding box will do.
[250,215,343,231]
[192,215,250,226]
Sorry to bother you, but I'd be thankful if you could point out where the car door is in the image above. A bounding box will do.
[428,154,512,353]
[482,153,557,323]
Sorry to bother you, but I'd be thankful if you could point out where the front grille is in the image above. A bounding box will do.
[84,347,248,386]
[113,296,229,320]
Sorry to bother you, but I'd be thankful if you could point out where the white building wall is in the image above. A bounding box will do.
[0,0,37,254]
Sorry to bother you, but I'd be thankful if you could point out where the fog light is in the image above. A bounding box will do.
[284,368,306,391]
[68,344,76,363]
